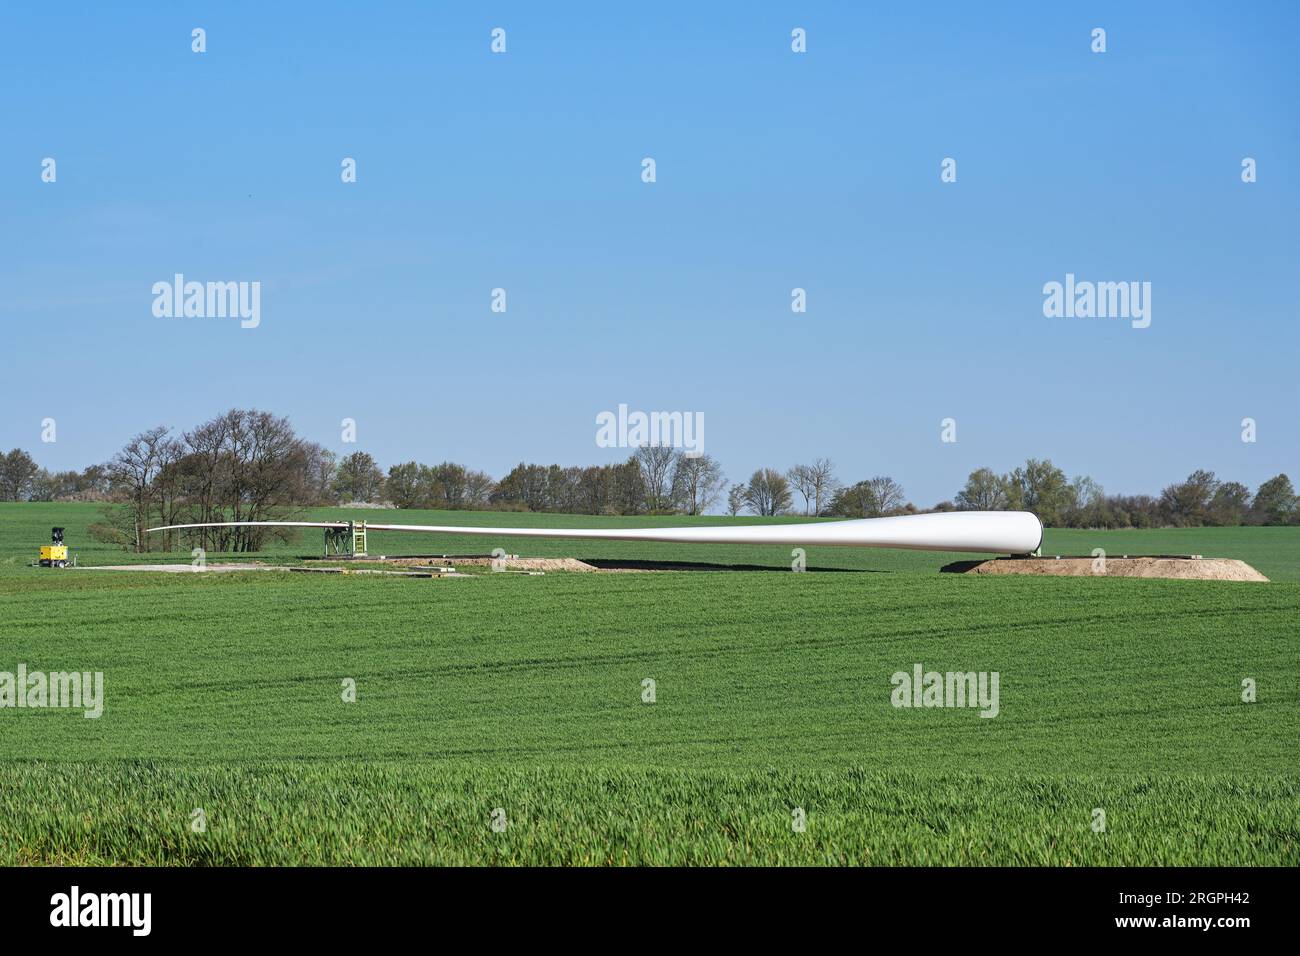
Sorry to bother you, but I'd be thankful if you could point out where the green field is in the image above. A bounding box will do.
[1,502,1297,865]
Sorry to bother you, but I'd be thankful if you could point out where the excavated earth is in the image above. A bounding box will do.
[944,556,1269,582]
[379,556,605,572]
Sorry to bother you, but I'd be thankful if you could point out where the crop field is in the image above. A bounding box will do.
[1,502,1297,865]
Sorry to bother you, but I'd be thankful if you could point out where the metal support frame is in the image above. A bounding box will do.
[322,521,368,558]
[324,525,350,557]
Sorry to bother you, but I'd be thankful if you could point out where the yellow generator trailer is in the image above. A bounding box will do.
[39,527,69,568]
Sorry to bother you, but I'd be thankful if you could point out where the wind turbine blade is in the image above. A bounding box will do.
[145,521,349,533]
[145,511,1043,554]
[362,511,1043,554]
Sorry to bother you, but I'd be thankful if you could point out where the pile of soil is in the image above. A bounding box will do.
[380,556,603,572]
[944,556,1268,582]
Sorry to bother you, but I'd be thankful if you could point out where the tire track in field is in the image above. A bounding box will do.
[139,598,1294,696]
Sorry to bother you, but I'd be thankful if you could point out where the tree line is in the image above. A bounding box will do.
[944,460,1296,529]
[1,410,1295,552]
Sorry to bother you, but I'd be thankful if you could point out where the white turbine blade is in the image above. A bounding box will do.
[365,511,1043,554]
[143,511,1043,554]
[144,521,349,532]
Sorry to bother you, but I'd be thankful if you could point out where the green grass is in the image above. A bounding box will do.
[0,502,1297,865]
[4,764,1295,866]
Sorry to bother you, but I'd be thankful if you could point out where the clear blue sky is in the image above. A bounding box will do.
[2,1,1296,507]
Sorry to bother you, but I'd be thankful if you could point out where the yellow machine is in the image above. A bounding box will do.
[39,527,69,568]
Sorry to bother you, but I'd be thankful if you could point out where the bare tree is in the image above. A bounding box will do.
[236,410,312,549]
[868,475,906,515]
[169,409,312,551]
[809,458,839,515]
[104,426,184,551]
[787,464,816,515]
[727,483,746,516]
[180,413,233,548]
[634,446,679,512]
[673,454,726,515]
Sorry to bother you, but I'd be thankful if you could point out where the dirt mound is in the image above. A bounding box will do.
[367,557,796,573]
[945,556,1268,582]
[379,556,603,572]
[465,556,601,572]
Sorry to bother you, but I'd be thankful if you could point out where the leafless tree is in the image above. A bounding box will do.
[105,425,184,551]
[808,458,840,515]
[634,446,679,512]
[673,454,726,515]
[180,413,233,548]
[787,464,816,515]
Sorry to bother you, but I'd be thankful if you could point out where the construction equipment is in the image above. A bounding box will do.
[39,527,69,568]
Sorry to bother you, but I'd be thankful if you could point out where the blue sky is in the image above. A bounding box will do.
[2,1,1296,507]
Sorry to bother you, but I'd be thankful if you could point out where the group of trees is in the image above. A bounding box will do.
[829,476,909,518]
[1157,470,1295,527]
[4,413,1298,555]
[0,448,111,503]
[489,448,727,516]
[384,459,495,510]
[728,464,907,519]
[86,411,339,552]
[946,459,1296,528]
